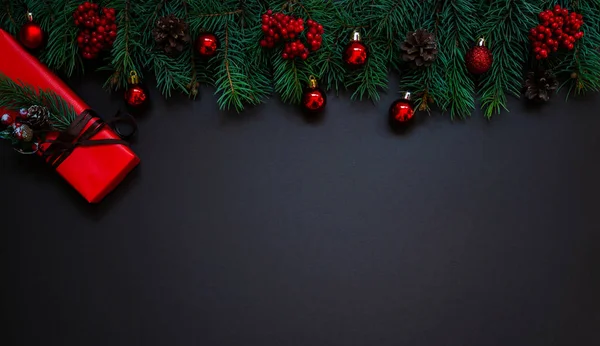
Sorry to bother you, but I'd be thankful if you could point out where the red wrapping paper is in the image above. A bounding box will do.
[0,29,140,203]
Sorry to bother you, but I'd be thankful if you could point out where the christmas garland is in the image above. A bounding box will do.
[1,0,599,119]
[0,73,76,148]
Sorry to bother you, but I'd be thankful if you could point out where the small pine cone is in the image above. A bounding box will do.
[25,105,50,129]
[400,29,439,68]
[152,14,191,55]
[524,70,559,102]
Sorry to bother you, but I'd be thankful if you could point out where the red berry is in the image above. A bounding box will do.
[568,43,574,50]
[537,33,545,40]
[540,50,548,58]
[282,53,288,59]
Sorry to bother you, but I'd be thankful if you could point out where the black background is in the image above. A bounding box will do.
[2,73,600,346]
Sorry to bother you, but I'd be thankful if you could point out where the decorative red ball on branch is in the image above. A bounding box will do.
[389,92,415,124]
[302,76,326,113]
[18,13,45,50]
[195,32,219,59]
[343,31,368,68]
[466,38,493,75]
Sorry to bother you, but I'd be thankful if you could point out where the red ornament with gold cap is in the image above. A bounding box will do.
[18,12,45,50]
[466,38,493,75]
[124,71,148,108]
[301,76,327,113]
[389,92,415,124]
[343,31,368,68]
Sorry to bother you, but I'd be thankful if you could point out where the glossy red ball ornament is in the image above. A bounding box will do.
[124,71,148,108]
[195,32,219,58]
[466,38,493,75]
[389,92,415,123]
[343,31,368,68]
[302,76,327,113]
[19,13,45,50]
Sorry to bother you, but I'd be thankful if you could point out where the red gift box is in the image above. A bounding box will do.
[0,29,140,203]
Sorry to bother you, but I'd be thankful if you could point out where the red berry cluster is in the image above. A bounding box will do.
[529,5,584,60]
[305,19,324,52]
[259,9,324,60]
[73,2,117,59]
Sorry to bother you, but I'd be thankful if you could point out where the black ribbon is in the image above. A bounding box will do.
[43,110,137,169]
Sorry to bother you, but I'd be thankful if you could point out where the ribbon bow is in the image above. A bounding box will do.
[43,110,136,169]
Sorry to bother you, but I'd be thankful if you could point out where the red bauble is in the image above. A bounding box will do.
[343,31,368,68]
[466,38,493,75]
[125,71,148,108]
[125,86,148,107]
[195,33,219,58]
[19,15,45,50]
[302,76,326,113]
[389,94,415,123]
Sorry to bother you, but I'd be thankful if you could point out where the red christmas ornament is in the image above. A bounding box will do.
[18,13,45,50]
[302,76,326,113]
[124,71,148,108]
[389,92,415,123]
[343,31,368,68]
[195,32,219,58]
[466,38,493,75]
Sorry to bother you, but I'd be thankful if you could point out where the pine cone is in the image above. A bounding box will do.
[524,70,559,102]
[25,105,50,129]
[400,29,438,68]
[152,14,191,55]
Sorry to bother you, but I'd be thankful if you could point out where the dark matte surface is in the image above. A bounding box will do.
[2,73,600,346]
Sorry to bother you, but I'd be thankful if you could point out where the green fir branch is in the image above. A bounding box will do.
[479,0,540,118]
[104,0,144,91]
[39,0,82,76]
[557,0,600,96]
[0,73,77,131]
[399,0,448,113]
[438,0,478,119]
[1,0,27,35]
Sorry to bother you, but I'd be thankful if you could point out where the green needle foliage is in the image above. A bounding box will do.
[0,74,77,131]
[479,0,540,118]
[557,0,600,96]
[1,0,599,116]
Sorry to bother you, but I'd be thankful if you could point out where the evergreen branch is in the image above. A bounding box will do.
[39,0,82,76]
[0,73,77,131]
[196,10,243,17]
[105,0,143,90]
[479,0,541,118]
[557,0,600,96]
[438,0,477,119]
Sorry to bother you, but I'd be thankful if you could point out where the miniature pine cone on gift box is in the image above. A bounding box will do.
[524,70,559,102]
[152,14,191,55]
[400,29,439,68]
[25,105,50,129]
